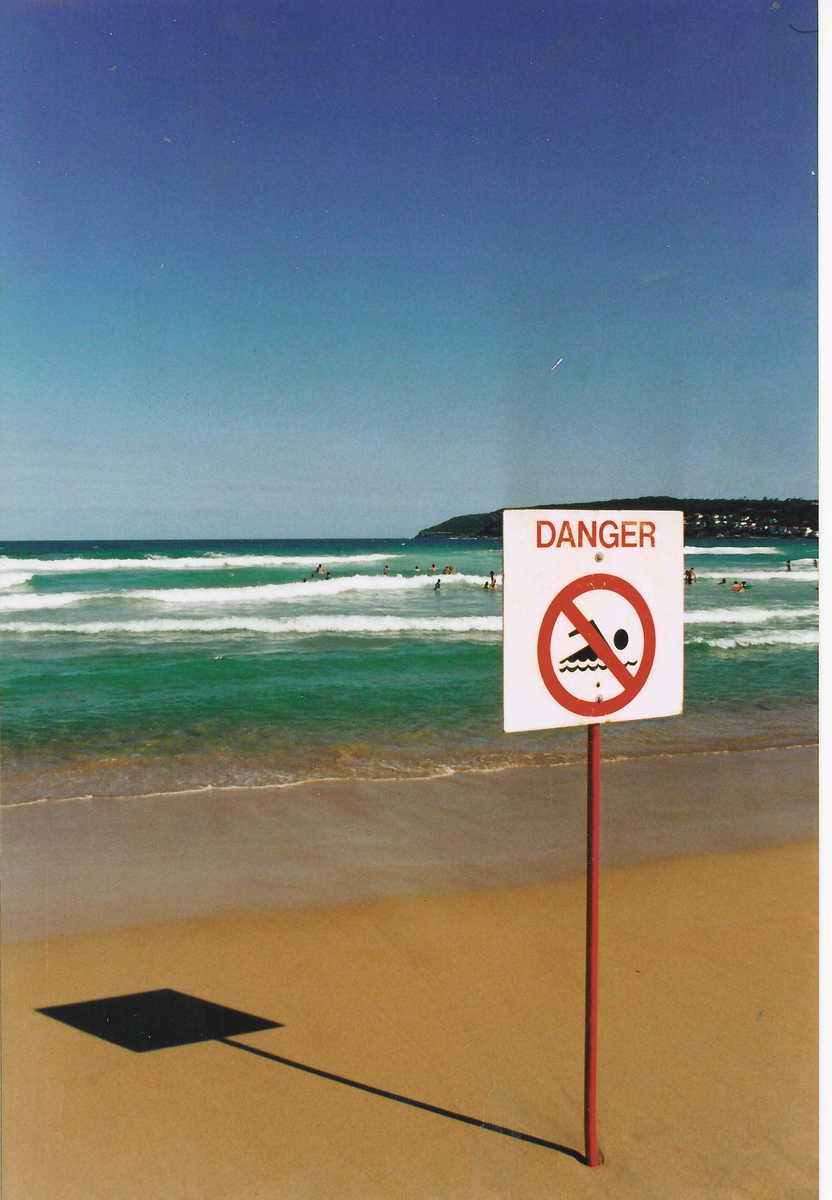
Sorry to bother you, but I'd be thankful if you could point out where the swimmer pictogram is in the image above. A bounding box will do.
[536,574,656,717]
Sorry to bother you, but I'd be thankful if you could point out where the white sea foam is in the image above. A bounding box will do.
[129,572,496,604]
[683,545,780,556]
[0,572,34,588]
[0,615,503,636]
[0,553,402,575]
[687,631,819,648]
[0,572,497,613]
[694,569,817,582]
[684,606,818,625]
[0,592,87,612]
[1,594,812,625]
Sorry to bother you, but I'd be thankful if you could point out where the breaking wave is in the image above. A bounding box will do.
[683,545,780,555]
[694,569,817,582]
[0,572,498,612]
[0,592,87,612]
[684,606,818,625]
[687,631,819,648]
[0,553,401,575]
[5,614,813,645]
[0,615,503,636]
[129,572,494,603]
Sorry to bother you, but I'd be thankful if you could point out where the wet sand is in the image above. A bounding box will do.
[1,746,818,1197]
[2,744,817,942]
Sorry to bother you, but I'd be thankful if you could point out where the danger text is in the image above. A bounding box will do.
[536,519,656,550]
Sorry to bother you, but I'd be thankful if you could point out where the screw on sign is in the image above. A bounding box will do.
[536,574,656,718]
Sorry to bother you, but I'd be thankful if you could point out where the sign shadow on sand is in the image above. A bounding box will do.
[38,988,585,1164]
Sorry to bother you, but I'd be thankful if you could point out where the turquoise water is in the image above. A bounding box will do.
[0,537,818,802]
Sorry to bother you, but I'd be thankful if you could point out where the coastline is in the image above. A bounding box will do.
[1,736,819,811]
[1,703,819,807]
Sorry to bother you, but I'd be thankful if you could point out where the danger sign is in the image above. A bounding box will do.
[503,509,683,732]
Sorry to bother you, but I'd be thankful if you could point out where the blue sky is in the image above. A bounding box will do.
[2,0,818,538]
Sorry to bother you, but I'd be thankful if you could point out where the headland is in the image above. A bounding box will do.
[415,496,819,540]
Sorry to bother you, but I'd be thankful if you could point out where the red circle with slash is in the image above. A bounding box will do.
[536,573,656,717]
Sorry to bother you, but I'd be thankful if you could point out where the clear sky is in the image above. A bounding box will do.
[2,0,818,538]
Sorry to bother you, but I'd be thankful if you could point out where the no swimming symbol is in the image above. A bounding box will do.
[536,574,656,717]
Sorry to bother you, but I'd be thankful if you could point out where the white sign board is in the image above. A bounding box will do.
[503,509,684,732]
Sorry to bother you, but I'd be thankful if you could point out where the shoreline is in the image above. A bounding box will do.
[1,736,819,809]
[2,744,817,943]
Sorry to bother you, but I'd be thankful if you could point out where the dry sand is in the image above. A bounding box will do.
[1,746,818,1198]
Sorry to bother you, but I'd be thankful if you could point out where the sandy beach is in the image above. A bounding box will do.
[1,746,818,1198]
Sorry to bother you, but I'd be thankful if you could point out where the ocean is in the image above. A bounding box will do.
[0,536,818,804]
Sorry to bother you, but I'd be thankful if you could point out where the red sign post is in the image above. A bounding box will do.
[584,722,602,1167]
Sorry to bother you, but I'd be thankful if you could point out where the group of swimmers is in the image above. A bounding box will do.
[687,567,752,591]
[402,562,501,590]
[407,564,458,575]
[302,562,501,585]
